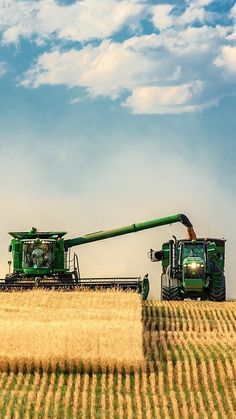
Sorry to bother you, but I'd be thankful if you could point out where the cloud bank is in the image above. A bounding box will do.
[1,0,236,114]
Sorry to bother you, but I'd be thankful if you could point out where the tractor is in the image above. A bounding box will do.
[149,237,226,301]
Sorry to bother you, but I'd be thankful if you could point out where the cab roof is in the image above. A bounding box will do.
[9,228,67,240]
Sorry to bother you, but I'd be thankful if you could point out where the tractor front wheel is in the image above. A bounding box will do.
[161,274,179,300]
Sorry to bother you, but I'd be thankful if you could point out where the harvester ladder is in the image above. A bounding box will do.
[73,253,80,281]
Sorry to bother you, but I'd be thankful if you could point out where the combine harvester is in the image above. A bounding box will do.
[1,214,195,300]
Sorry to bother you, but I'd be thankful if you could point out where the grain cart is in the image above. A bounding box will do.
[2,213,196,299]
[149,237,226,301]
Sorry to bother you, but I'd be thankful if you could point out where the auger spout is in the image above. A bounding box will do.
[64,213,196,249]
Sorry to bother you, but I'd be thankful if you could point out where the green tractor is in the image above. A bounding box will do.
[2,213,196,300]
[149,237,226,301]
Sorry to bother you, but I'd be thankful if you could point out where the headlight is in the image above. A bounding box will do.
[191,263,197,269]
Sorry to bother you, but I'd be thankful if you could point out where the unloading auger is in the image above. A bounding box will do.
[2,214,196,299]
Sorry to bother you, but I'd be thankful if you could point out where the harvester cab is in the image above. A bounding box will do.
[7,229,68,279]
[2,213,197,300]
[149,238,226,301]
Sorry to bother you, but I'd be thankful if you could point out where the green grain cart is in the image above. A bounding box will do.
[2,213,196,299]
[149,237,226,301]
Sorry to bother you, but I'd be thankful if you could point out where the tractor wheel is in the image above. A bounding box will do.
[208,276,226,302]
[161,275,179,300]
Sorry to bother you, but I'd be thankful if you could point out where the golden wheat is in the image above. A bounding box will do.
[63,373,73,418]
[124,373,133,419]
[0,289,143,372]
[0,297,235,417]
[4,372,23,419]
[107,373,114,418]
[24,372,41,419]
[33,372,48,416]
[81,373,90,419]
[71,373,81,417]
[100,372,107,418]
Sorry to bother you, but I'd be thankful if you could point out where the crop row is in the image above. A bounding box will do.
[0,301,235,418]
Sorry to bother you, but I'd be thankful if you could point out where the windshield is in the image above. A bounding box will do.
[22,240,54,269]
[181,244,205,261]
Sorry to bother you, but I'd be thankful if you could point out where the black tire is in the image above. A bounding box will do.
[58,274,74,284]
[161,285,179,300]
[208,275,226,302]
[161,274,179,300]
[5,274,18,284]
[141,275,150,300]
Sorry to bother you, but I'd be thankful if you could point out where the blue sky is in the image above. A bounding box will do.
[0,0,236,297]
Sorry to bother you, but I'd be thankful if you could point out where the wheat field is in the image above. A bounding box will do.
[0,291,235,418]
[0,290,143,372]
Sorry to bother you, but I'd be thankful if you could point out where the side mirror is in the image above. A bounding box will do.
[149,249,163,262]
[8,245,12,252]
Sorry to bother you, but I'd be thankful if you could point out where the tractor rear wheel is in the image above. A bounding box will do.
[208,276,226,301]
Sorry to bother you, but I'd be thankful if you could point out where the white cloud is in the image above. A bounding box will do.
[20,20,229,113]
[215,46,236,74]
[151,4,174,30]
[151,0,214,30]
[0,0,143,44]
[1,0,235,114]
[21,40,156,99]
[124,82,208,114]
[155,25,227,55]
[0,0,217,45]
[178,5,206,26]
[227,4,236,41]
[230,3,236,19]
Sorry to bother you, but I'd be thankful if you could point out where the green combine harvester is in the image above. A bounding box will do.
[1,214,196,300]
[149,237,226,301]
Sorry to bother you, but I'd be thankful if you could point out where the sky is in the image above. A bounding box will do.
[0,0,236,298]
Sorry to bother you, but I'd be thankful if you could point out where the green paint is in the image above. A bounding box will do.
[64,214,191,248]
[158,238,226,301]
[7,214,194,300]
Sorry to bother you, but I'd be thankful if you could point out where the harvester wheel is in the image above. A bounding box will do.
[208,275,226,302]
[5,274,17,284]
[141,275,149,300]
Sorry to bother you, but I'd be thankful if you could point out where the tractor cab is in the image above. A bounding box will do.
[179,241,206,292]
[149,238,225,300]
